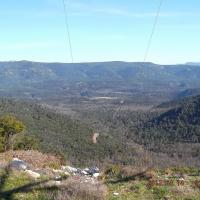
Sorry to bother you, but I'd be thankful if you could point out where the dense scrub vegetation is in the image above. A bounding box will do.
[125,96,200,164]
[0,99,132,167]
[75,96,200,167]
[1,94,200,168]
[136,95,200,144]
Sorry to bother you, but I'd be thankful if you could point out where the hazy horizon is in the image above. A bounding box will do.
[0,0,200,64]
[1,60,200,66]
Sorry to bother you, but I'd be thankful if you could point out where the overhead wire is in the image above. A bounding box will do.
[142,0,164,167]
[143,0,164,62]
[114,0,164,126]
[110,0,165,164]
[62,0,74,63]
[60,0,164,165]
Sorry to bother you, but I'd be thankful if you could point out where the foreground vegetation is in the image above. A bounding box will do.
[0,164,200,200]
[106,166,200,200]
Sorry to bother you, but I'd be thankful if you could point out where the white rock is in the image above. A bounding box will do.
[82,170,89,175]
[93,173,100,178]
[64,171,70,176]
[11,158,28,170]
[25,170,41,179]
[113,192,119,196]
[88,167,100,175]
[55,176,61,180]
[55,181,61,186]
[51,181,61,186]
[53,169,63,173]
[62,166,78,173]
[61,166,68,170]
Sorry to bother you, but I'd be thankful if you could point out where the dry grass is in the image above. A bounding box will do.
[120,166,155,179]
[44,176,108,200]
[0,150,63,169]
[103,164,154,182]
[170,183,200,199]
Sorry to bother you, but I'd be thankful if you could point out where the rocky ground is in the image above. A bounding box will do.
[0,150,107,200]
[0,151,200,200]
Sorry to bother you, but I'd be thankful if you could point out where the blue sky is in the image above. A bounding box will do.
[0,0,199,64]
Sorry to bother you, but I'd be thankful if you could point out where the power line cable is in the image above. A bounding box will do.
[62,0,74,63]
[142,0,164,167]
[143,0,164,62]
[112,0,164,125]
[109,0,165,167]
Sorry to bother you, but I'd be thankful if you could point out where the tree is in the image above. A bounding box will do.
[12,133,40,151]
[0,135,4,152]
[0,115,26,151]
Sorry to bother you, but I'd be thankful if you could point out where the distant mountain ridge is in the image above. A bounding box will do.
[1,61,200,83]
[177,88,200,99]
[1,61,200,101]
[186,62,200,66]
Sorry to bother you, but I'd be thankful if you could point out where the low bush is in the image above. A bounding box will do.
[171,167,200,176]
[192,180,200,190]
[130,182,146,194]
[0,136,4,152]
[104,165,122,179]
[12,133,40,151]
[44,177,107,200]
[152,186,168,200]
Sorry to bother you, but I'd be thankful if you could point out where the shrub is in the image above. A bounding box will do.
[152,186,168,200]
[192,180,200,190]
[104,165,122,179]
[130,182,146,194]
[12,133,40,151]
[0,135,5,152]
[0,115,26,151]
[171,167,200,176]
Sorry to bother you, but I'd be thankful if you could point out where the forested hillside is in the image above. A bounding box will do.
[177,88,200,99]
[0,99,129,166]
[1,61,200,84]
[128,96,200,161]
[1,95,200,168]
